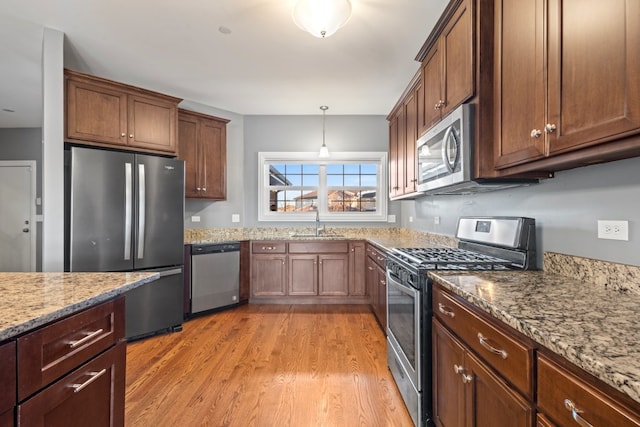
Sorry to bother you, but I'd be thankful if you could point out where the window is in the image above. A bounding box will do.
[258,152,388,222]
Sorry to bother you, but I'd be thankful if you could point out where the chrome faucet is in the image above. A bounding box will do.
[315,210,324,236]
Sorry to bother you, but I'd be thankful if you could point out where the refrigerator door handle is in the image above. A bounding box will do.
[137,163,146,259]
[124,162,132,261]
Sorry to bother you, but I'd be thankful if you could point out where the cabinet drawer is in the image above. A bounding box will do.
[538,354,640,427]
[366,244,387,268]
[17,297,124,401]
[251,241,286,254]
[288,241,349,254]
[17,341,125,427]
[0,342,15,414]
[433,286,534,399]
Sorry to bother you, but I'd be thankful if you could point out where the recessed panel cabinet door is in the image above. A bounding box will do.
[178,115,199,198]
[251,255,287,297]
[200,119,226,200]
[493,0,546,169]
[433,320,466,427]
[128,94,176,153]
[318,254,349,296]
[66,79,127,146]
[547,0,640,154]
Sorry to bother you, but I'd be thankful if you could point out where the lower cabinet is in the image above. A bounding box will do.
[251,240,365,302]
[17,342,126,427]
[2,297,126,427]
[251,255,287,297]
[433,319,533,427]
[0,342,15,427]
[537,352,640,427]
[365,243,387,330]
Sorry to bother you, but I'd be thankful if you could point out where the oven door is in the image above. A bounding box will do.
[386,269,421,391]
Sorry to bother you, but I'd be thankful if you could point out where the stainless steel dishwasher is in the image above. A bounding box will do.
[190,242,240,315]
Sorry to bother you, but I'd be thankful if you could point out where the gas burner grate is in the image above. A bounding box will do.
[390,247,513,270]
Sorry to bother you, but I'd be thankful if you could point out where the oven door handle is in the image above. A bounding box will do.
[386,270,419,295]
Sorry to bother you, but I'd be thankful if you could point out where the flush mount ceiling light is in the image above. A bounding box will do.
[292,0,352,38]
[319,105,330,158]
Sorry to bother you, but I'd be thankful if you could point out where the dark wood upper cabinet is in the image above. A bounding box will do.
[418,0,474,136]
[65,69,180,155]
[177,109,229,200]
[494,0,640,173]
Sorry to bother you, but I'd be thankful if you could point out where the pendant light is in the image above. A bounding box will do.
[292,0,352,38]
[319,105,330,158]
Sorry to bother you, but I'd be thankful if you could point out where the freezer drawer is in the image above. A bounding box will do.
[125,267,183,340]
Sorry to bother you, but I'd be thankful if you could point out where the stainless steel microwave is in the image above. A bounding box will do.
[417,104,473,193]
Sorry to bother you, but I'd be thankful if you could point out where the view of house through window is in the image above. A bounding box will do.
[259,152,387,222]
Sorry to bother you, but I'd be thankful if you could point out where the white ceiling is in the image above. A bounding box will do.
[0,0,448,127]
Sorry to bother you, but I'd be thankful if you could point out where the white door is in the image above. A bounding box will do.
[0,161,36,271]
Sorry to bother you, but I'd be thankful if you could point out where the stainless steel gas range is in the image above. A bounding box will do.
[386,217,537,427]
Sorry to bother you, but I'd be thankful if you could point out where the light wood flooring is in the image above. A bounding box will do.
[125,304,413,426]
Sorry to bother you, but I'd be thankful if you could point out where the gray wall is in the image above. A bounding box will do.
[242,114,400,228]
[181,101,245,229]
[403,156,640,267]
[0,127,43,270]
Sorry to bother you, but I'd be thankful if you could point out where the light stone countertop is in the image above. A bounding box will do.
[431,269,640,404]
[0,272,159,341]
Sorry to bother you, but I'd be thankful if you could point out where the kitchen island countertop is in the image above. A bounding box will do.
[0,272,159,341]
[431,269,640,404]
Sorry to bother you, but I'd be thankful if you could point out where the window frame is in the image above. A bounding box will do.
[258,152,388,222]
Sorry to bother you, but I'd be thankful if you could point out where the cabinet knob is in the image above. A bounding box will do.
[530,129,542,138]
[202,187,207,191]
[434,100,445,110]
[461,374,473,384]
[453,364,464,374]
[129,134,134,138]
[121,132,126,137]
[196,187,201,191]
[545,123,557,134]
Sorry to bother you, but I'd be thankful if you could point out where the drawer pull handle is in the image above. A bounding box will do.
[69,328,105,348]
[564,399,594,427]
[453,364,464,374]
[71,369,107,393]
[261,246,275,251]
[477,333,508,359]
[377,256,384,261]
[438,303,455,318]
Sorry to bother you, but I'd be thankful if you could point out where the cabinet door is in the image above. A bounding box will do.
[466,351,533,427]
[366,257,379,316]
[66,78,127,146]
[288,255,318,296]
[403,90,418,194]
[376,265,387,328]
[251,255,287,297]
[127,94,177,153]
[0,342,15,418]
[17,342,126,427]
[433,320,466,427]
[388,112,400,198]
[199,118,227,200]
[547,0,640,154]
[178,114,200,198]
[493,0,546,169]
[349,242,366,296]
[0,410,12,427]
[318,254,349,296]
[441,0,474,117]
[422,43,444,131]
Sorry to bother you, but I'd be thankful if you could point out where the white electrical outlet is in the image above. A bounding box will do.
[191,216,201,223]
[231,214,240,223]
[597,220,629,241]
[434,216,441,225]
[409,216,414,223]
[388,214,396,223]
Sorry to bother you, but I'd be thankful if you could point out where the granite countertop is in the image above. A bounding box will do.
[0,272,159,341]
[431,269,640,404]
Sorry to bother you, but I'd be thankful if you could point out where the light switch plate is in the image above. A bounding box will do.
[191,216,201,223]
[231,214,240,223]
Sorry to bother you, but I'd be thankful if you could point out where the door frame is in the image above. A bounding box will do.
[0,160,37,271]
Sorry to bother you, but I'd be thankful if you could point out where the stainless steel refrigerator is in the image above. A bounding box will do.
[65,146,185,340]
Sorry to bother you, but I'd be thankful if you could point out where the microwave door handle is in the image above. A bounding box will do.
[442,126,458,173]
